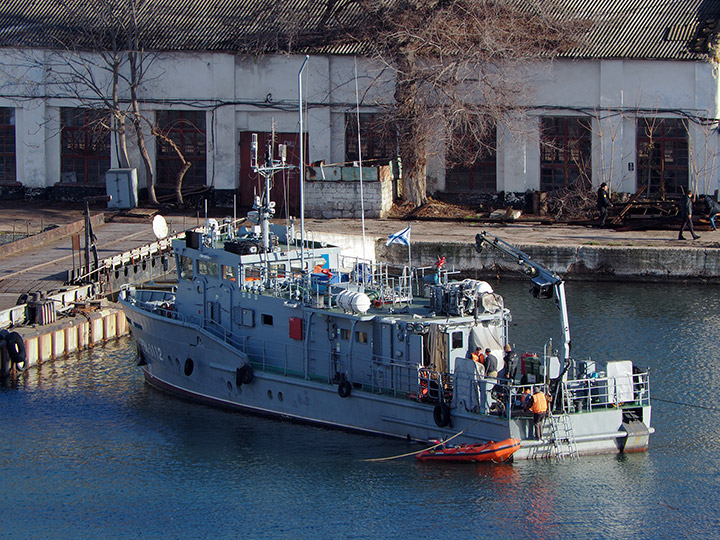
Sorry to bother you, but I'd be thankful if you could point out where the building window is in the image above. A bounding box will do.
[445,124,496,193]
[0,108,16,184]
[60,108,111,185]
[540,117,592,191]
[345,113,396,165]
[637,118,688,198]
[156,110,206,187]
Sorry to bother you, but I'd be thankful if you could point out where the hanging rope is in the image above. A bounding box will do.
[361,414,487,462]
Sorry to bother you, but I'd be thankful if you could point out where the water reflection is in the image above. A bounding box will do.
[2,281,720,538]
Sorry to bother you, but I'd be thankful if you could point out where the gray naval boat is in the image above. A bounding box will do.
[120,150,651,461]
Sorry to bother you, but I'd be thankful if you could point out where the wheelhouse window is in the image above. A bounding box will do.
[60,108,111,185]
[197,260,218,277]
[540,117,592,191]
[0,107,16,184]
[222,265,236,281]
[345,113,396,165]
[262,314,274,326]
[445,123,496,193]
[178,255,193,279]
[637,118,689,198]
[156,110,206,187]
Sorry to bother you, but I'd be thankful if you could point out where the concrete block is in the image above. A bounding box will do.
[117,312,127,335]
[52,329,65,358]
[91,317,104,344]
[78,321,89,348]
[104,312,117,339]
[25,336,38,367]
[38,333,52,362]
[65,326,78,354]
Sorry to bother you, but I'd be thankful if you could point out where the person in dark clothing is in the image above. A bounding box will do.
[704,195,720,231]
[484,348,498,378]
[502,344,519,382]
[596,182,613,227]
[678,190,700,240]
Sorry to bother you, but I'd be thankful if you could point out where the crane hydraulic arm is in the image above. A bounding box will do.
[474,232,571,362]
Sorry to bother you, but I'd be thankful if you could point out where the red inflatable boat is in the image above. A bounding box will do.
[415,438,521,463]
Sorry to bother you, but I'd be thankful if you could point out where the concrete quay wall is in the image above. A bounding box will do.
[378,241,720,281]
[17,308,128,369]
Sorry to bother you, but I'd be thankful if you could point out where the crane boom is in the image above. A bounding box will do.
[474,232,571,361]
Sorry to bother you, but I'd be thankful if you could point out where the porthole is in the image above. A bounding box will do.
[267,390,273,400]
[278,392,284,402]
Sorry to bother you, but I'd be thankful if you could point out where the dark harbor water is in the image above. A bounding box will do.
[2,281,720,539]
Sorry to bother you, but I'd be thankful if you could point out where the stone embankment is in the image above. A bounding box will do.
[307,219,720,282]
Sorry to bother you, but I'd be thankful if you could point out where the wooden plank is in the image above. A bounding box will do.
[611,184,647,224]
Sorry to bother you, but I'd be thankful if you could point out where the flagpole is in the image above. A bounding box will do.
[407,221,412,302]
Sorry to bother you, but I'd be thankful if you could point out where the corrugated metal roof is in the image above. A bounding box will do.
[0,0,716,60]
[555,0,720,59]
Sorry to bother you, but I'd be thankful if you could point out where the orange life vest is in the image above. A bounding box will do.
[529,391,548,414]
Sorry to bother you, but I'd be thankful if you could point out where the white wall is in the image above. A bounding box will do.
[0,48,718,196]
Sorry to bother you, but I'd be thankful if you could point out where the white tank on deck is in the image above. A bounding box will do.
[336,290,371,314]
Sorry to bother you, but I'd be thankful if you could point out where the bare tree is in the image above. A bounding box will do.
[346,0,590,207]
[8,0,193,205]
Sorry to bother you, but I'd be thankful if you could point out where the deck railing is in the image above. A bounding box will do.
[127,290,650,419]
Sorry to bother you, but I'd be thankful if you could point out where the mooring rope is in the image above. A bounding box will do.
[653,396,720,413]
[361,415,487,462]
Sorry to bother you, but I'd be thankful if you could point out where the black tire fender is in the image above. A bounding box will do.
[7,332,26,365]
[338,379,352,398]
[0,340,12,376]
[433,402,451,428]
[238,364,254,385]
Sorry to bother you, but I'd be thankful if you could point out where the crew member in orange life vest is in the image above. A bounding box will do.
[470,347,484,364]
[525,386,549,440]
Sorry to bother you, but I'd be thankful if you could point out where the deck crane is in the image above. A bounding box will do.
[474,232,571,363]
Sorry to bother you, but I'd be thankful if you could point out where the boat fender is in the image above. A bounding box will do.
[239,364,254,385]
[1,340,12,377]
[433,403,451,428]
[7,332,26,365]
[136,345,148,367]
[184,357,194,376]
[338,379,352,398]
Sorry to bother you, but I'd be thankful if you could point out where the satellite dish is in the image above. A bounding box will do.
[152,215,169,240]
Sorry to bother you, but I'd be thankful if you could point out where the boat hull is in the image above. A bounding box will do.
[122,301,650,460]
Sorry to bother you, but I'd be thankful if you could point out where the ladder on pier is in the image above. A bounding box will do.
[548,412,579,461]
